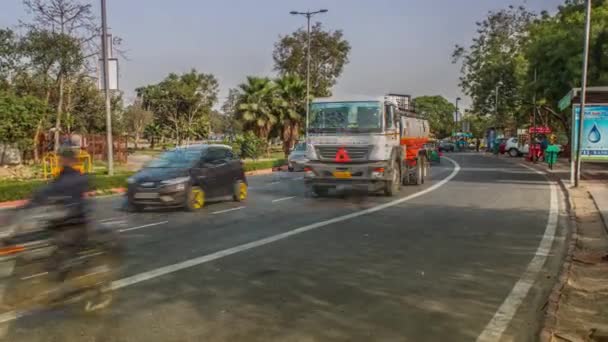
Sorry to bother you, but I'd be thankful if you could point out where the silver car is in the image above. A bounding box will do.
[288,143,308,172]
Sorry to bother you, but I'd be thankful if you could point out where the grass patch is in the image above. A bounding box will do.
[0,173,134,202]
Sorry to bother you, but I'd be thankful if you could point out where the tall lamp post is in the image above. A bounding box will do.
[289,9,328,138]
[455,97,461,135]
[101,0,114,175]
[574,0,592,188]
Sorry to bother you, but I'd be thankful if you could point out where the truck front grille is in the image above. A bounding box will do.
[316,146,371,161]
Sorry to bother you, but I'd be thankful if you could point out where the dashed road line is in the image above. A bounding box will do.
[272,196,295,203]
[119,221,168,233]
[211,206,245,215]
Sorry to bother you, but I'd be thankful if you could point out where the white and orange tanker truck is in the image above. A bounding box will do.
[304,94,430,196]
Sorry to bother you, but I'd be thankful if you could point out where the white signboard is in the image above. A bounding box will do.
[97,58,119,91]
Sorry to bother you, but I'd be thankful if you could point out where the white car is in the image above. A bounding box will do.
[505,137,529,157]
[287,143,309,172]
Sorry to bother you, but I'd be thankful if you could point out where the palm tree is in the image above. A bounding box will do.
[274,74,306,157]
[236,77,278,142]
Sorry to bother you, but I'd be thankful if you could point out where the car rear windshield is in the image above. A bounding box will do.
[147,148,203,168]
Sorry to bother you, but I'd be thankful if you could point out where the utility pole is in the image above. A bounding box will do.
[290,9,328,139]
[574,0,592,187]
[532,68,537,163]
[101,0,114,175]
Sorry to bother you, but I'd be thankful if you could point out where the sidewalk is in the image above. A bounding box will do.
[518,157,608,341]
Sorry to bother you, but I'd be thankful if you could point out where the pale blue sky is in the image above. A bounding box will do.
[1,0,564,106]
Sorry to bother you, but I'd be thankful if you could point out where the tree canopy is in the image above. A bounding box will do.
[273,22,351,97]
[137,69,219,144]
[412,96,456,138]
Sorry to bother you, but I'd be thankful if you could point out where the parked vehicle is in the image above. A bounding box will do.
[438,140,455,152]
[288,143,308,172]
[126,144,247,211]
[505,137,529,157]
[304,94,429,197]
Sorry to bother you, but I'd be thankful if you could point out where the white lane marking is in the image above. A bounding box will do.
[292,177,304,181]
[99,215,132,223]
[476,163,559,342]
[211,206,245,215]
[0,260,15,337]
[272,196,295,203]
[0,158,461,325]
[119,221,168,233]
[110,157,460,291]
[269,181,281,185]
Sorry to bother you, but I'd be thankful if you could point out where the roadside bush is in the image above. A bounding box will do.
[243,159,286,172]
[224,132,265,159]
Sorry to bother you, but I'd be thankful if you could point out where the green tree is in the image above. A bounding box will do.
[452,5,535,128]
[273,22,351,97]
[124,103,154,149]
[137,69,219,144]
[274,74,306,157]
[144,123,162,149]
[412,96,456,138]
[221,88,242,136]
[0,28,19,88]
[236,76,278,142]
[524,0,608,139]
[0,91,46,163]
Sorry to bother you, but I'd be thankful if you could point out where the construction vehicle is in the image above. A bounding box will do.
[304,94,430,196]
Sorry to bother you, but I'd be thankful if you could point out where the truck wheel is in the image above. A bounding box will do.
[415,157,424,185]
[384,160,400,196]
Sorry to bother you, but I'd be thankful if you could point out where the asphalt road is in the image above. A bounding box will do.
[0,153,569,342]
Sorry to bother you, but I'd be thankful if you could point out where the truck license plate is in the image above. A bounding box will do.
[333,171,352,179]
[134,192,158,199]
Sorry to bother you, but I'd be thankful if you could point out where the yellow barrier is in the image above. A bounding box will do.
[42,150,92,179]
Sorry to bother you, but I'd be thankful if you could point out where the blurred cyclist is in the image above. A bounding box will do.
[29,145,90,280]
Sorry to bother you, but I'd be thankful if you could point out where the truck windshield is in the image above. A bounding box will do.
[309,101,382,133]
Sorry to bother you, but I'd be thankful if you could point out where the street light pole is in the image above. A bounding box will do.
[455,97,461,130]
[101,0,114,175]
[574,0,592,188]
[290,9,328,139]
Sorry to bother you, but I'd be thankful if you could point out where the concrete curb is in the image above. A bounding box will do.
[539,171,578,342]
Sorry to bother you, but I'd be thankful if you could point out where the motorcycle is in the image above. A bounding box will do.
[0,205,124,313]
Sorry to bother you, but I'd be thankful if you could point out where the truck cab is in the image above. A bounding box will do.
[304,95,428,196]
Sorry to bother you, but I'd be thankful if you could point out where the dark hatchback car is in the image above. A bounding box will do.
[126,144,247,211]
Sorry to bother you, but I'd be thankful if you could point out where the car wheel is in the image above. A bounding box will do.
[288,166,294,172]
[508,148,519,157]
[233,180,247,202]
[312,186,328,197]
[185,186,205,211]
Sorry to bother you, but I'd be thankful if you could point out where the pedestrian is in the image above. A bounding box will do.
[475,138,480,152]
